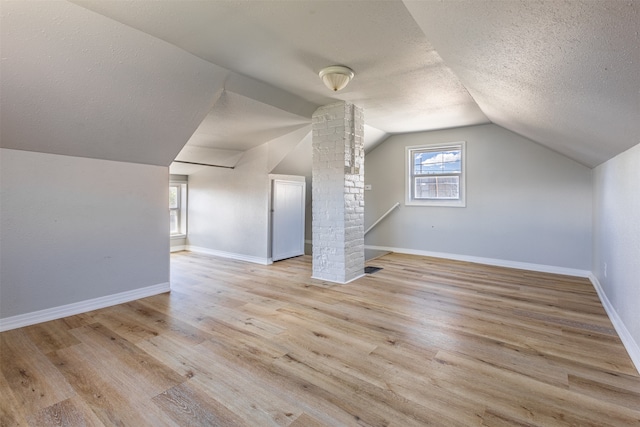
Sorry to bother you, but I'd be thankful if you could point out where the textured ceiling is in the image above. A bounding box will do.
[190,91,309,152]
[71,0,487,132]
[404,0,640,167]
[2,1,638,169]
[70,0,489,165]
[0,1,228,166]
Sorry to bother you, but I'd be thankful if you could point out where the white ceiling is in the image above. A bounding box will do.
[2,1,638,170]
[189,91,309,152]
[404,0,640,167]
[68,0,489,172]
[0,0,227,166]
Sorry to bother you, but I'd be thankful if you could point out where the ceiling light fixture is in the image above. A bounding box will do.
[319,65,354,92]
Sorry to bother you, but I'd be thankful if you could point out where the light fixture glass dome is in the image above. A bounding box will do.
[319,65,355,91]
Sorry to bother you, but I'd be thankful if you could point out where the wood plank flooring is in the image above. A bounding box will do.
[1,252,639,426]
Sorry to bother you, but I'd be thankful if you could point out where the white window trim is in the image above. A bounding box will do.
[405,141,466,208]
[170,182,188,238]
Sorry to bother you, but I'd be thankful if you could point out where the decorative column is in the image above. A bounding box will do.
[312,101,364,283]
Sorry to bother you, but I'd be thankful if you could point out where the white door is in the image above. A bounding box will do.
[272,179,305,262]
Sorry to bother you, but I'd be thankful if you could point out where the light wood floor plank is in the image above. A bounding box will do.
[432,349,640,426]
[25,397,104,427]
[47,345,179,427]
[22,319,82,355]
[0,330,76,414]
[68,323,185,398]
[0,369,29,426]
[152,382,245,427]
[1,251,638,426]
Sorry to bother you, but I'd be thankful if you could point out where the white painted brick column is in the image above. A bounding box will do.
[312,101,364,283]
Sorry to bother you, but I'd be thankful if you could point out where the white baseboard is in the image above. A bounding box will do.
[170,245,187,253]
[364,245,591,278]
[589,274,640,374]
[187,245,270,265]
[0,282,170,332]
[311,273,365,285]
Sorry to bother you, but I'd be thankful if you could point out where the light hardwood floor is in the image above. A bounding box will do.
[1,252,639,426]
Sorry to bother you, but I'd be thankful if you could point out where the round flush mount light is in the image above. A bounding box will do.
[319,65,355,92]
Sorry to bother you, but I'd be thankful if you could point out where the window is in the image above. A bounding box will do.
[406,141,466,207]
[170,182,187,236]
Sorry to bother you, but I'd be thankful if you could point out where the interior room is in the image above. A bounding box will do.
[1,1,639,425]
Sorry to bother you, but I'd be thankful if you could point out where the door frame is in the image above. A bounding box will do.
[268,174,306,263]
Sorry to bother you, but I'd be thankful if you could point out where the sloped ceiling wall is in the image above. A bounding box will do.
[0,1,228,166]
[69,0,489,135]
[2,1,638,169]
[404,0,640,167]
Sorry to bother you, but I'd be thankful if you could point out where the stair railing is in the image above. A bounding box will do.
[364,202,400,235]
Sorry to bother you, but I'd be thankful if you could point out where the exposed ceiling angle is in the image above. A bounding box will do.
[69,0,489,147]
[4,1,637,170]
[171,88,314,175]
[271,132,313,179]
[267,126,313,173]
[364,125,390,153]
[403,0,640,167]
[169,88,313,173]
[0,0,230,167]
[170,146,245,175]
[224,73,318,119]
[269,125,390,179]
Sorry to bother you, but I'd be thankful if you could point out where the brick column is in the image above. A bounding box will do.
[312,101,364,283]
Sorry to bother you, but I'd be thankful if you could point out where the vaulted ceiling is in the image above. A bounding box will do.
[2,1,638,171]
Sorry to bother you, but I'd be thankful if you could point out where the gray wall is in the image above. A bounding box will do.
[187,144,270,261]
[364,124,592,270]
[593,142,640,360]
[270,133,313,254]
[0,148,169,319]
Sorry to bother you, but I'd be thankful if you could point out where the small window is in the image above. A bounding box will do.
[170,183,187,236]
[406,142,465,207]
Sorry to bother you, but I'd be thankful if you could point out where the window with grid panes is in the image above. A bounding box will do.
[406,142,466,207]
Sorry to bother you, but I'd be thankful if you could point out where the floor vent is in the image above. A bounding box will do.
[364,266,383,274]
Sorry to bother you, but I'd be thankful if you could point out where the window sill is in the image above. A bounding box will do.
[170,234,186,240]
[406,199,466,208]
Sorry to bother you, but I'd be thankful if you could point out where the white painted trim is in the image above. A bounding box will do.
[365,202,400,235]
[405,141,467,208]
[268,174,306,182]
[170,245,187,253]
[0,282,170,332]
[311,273,365,285]
[345,273,366,284]
[273,251,306,262]
[364,245,590,278]
[589,274,640,374]
[271,179,306,262]
[187,245,270,265]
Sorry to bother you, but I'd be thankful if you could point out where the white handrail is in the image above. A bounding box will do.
[365,202,400,235]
